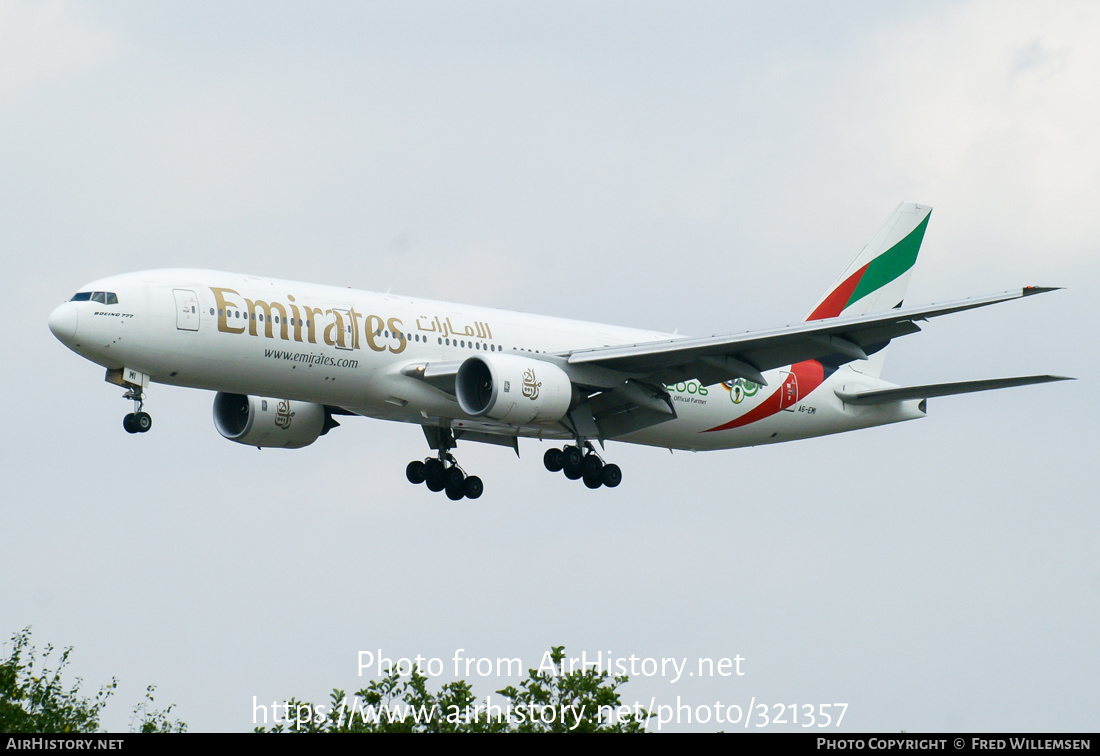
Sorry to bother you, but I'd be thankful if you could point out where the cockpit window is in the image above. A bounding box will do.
[70,291,118,304]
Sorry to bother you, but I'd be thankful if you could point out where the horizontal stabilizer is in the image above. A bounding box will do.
[835,375,1073,406]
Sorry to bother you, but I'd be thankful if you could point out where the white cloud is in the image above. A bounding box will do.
[858,1,1100,259]
[0,0,116,100]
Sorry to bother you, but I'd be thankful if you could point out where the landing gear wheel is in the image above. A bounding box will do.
[424,459,446,492]
[406,460,426,484]
[561,445,583,469]
[583,470,603,489]
[543,448,563,472]
[562,446,584,479]
[445,466,466,489]
[123,413,139,434]
[463,476,484,499]
[134,412,152,432]
[445,481,466,500]
[601,463,622,488]
[583,454,603,477]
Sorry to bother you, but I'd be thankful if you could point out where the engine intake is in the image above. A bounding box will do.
[455,354,574,425]
[213,392,329,449]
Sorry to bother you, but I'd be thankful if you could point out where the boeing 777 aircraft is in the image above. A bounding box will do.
[49,203,1069,500]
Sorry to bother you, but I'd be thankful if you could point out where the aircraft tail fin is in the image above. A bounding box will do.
[805,202,932,377]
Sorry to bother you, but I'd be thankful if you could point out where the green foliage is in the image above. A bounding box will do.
[130,685,187,733]
[0,627,115,733]
[0,627,185,733]
[498,646,650,733]
[257,645,650,733]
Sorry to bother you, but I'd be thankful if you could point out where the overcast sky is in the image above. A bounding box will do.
[2,0,1096,733]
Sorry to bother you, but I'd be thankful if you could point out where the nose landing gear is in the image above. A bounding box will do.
[123,411,152,434]
[121,386,152,434]
[543,443,621,489]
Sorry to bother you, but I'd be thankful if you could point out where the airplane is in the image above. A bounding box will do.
[48,202,1070,500]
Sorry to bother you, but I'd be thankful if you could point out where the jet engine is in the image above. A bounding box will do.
[213,392,331,449]
[455,354,575,425]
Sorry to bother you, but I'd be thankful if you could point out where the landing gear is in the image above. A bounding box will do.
[123,412,152,434]
[405,460,427,484]
[406,448,484,500]
[121,385,152,434]
[544,442,621,489]
[543,448,563,472]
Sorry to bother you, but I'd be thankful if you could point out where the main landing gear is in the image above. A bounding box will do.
[406,453,484,501]
[121,385,152,434]
[407,428,484,501]
[543,443,622,489]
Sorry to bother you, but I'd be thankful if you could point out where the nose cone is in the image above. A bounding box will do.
[48,303,78,344]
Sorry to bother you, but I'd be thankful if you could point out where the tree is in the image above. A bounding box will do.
[0,627,185,733]
[257,645,651,733]
[497,646,650,733]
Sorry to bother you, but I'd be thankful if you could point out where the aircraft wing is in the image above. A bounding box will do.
[834,375,1073,405]
[565,287,1058,388]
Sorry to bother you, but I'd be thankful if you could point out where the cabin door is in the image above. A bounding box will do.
[173,289,199,331]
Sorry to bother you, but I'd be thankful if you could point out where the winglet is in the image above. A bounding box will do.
[1021,286,1062,296]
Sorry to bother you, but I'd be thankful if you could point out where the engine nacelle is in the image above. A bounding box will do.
[213,392,328,449]
[455,354,574,425]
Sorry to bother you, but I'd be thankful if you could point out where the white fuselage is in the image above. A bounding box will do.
[48,269,925,452]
